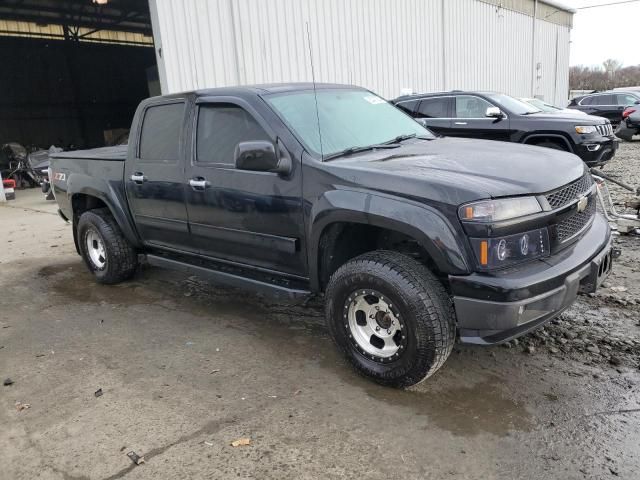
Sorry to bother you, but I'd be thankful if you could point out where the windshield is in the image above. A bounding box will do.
[524,98,561,112]
[265,89,434,159]
[486,93,541,115]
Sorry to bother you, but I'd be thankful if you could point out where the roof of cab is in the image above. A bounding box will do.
[393,90,499,102]
[145,82,363,102]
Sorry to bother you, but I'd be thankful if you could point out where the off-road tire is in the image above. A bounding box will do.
[325,250,456,388]
[77,208,138,284]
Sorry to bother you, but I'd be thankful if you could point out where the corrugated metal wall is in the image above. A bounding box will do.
[150,0,571,105]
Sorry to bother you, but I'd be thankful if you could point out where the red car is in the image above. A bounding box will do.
[615,102,640,141]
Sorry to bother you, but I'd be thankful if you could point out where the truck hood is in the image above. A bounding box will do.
[323,137,585,205]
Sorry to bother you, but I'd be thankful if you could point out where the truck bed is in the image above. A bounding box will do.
[49,145,129,224]
[50,145,128,161]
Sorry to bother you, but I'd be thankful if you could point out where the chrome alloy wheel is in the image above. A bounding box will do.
[344,290,406,361]
[85,229,107,269]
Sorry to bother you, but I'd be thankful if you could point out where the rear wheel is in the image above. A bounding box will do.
[77,208,138,284]
[325,251,456,388]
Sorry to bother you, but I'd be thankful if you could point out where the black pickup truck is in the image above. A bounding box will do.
[50,84,614,387]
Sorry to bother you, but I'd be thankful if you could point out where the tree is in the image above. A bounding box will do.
[569,61,640,91]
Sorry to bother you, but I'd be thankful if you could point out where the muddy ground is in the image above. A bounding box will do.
[1,142,639,480]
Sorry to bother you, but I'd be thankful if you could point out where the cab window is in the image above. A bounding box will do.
[139,102,185,163]
[455,96,493,118]
[416,97,450,118]
[196,104,271,165]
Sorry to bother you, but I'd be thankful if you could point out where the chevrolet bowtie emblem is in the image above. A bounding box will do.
[576,195,588,213]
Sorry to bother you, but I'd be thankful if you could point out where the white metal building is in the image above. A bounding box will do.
[149,0,574,105]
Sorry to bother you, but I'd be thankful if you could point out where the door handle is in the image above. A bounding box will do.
[189,177,210,190]
[454,122,468,125]
[130,172,146,184]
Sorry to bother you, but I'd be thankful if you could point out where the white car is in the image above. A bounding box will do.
[519,97,587,115]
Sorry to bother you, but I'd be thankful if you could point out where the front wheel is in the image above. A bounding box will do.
[77,208,138,284]
[535,140,568,151]
[325,251,456,388]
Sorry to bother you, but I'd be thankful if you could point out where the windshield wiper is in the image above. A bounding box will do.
[521,111,542,115]
[323,143,399,161]
[323,133,432,161]
[380,133,417,145]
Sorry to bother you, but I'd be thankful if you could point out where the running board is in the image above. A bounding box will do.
[145,254,311,299]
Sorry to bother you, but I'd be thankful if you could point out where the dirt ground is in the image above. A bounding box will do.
[1,142,639,480]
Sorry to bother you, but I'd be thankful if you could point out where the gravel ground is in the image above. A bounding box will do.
[1,142,639,480]
[510,140,640,371]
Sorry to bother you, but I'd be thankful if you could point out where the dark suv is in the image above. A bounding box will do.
[393,91,617,167]
[568,90,640,125]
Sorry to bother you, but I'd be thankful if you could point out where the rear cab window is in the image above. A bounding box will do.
[138,102,185,163]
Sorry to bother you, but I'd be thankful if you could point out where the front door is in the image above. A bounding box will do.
[184,98,306,276]
[125,99,192,251]
[448,95,510,141]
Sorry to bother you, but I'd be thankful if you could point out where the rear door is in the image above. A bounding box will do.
[125,99,193,251]
[448,95,510,141]
[184,97,306,276]
[587,94,618,121]
[414,97,453,135]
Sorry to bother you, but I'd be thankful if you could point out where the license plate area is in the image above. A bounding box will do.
[579,245,613,294]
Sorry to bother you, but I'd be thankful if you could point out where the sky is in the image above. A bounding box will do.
[564,0,640,67]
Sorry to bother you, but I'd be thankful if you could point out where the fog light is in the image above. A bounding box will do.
[586,144,601,152]
[497,239,507,261]
[520,233,529,255]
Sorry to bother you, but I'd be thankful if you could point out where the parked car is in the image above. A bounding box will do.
[50,84,614,387]
[567,90,640,125]
[393,91,617,167]
[615,102,640,141]
[519,97,586,115]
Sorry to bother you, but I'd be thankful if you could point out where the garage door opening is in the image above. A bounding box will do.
[0,0,157,187]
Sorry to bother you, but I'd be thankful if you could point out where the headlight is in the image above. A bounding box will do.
[575,125,597,134]
[458,197,541,223]
[470,228,550,270]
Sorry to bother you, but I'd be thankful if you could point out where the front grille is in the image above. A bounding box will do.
[596,123,613,136]
[545,173,594,210]
[556,196,596,243]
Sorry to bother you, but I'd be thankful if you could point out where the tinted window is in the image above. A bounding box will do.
[617,94,638,106]
[593,95,614,106]
[139,102,184,162]
[455,96,494,118]
[579,96,593,106]
[197,104,271,164]
[416,98,449,118]
[395,99,419,115]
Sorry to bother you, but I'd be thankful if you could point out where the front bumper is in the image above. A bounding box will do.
[450,214,613,345]
[574,137,618,167]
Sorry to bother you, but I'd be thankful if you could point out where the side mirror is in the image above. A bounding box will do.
[415,118,430,128]
[234,141,291,174]
[485,106,503,118]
